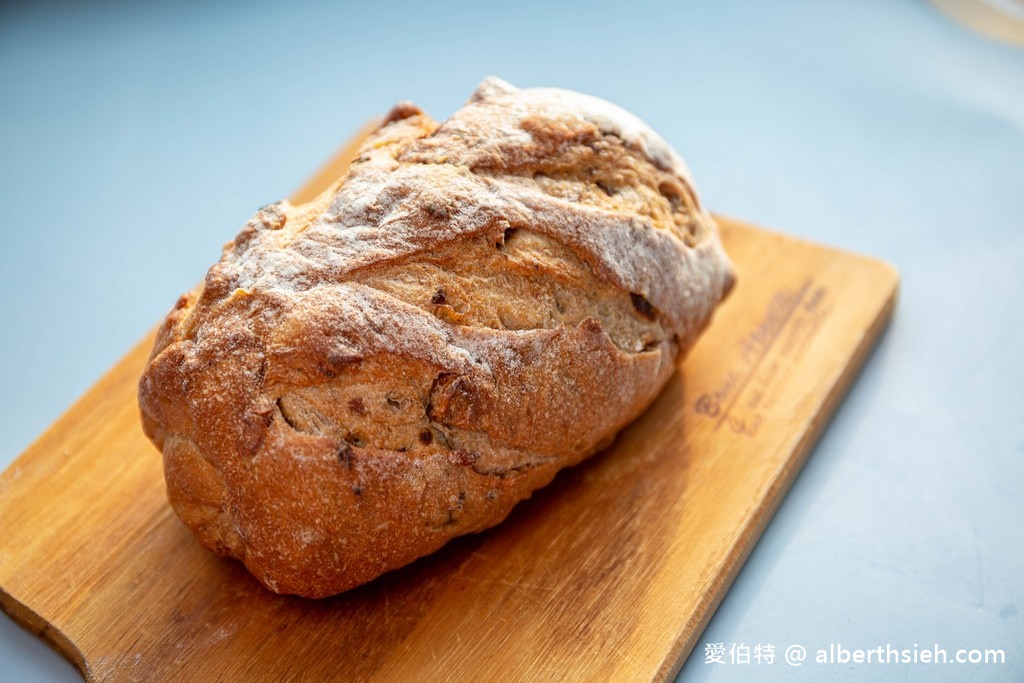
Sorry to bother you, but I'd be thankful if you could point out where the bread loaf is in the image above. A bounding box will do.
[138,77,734,598]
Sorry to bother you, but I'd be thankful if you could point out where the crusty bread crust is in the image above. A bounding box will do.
[138,78,734,598]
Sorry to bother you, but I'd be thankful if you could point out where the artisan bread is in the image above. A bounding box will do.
[138,77,735,598]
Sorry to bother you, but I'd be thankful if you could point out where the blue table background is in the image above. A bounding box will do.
[2,1,1022,680]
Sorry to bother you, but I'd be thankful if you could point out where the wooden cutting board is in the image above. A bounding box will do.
[0,128,898,682]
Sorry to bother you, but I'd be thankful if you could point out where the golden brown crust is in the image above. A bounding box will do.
[138,78,734,598]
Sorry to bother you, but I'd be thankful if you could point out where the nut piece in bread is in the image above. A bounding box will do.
[138,77,734,598]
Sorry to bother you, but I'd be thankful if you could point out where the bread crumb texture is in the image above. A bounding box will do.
[138,77,734,597]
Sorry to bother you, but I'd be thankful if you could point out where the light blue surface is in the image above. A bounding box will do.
[1,1,1022,680]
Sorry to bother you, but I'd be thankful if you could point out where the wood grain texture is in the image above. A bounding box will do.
[0,131,898,682]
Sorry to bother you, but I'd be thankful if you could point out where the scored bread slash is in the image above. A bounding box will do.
[137,77,734,598]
